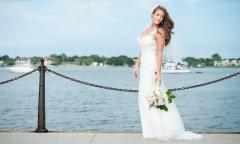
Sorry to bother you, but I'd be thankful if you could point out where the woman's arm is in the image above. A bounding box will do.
[134,52,141,67]
[155,28,165,74]
[133,52,141,78]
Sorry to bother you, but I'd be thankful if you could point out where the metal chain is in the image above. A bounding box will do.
[46,68,138,92]
[170,71,240,91]
[0,68,39,85]
[46,68,240,93]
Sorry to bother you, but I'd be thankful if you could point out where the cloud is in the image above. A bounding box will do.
[1,0,239,59]
[0,0,127,48]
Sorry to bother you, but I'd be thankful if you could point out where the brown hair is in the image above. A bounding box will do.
[152,5,174,46]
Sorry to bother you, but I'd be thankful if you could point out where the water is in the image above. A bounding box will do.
[0,66,240,132]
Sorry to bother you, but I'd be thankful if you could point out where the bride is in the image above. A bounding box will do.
[133,5,203,141]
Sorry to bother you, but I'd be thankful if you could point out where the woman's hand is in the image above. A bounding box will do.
[155,71,161,86]
[133,65,139,78]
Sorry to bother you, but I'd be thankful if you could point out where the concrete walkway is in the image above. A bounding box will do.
[0,132,240,144]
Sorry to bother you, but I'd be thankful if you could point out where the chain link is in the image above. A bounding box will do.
[170,71,240,91]
[46,68,240,93]
[0,68,39,85]
[46,68,138,92]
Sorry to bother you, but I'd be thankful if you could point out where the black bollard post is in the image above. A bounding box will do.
[35,58,48,132]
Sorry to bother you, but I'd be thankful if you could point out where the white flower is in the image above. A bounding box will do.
[155,87,167,98]
[154,86,169,106]
[156,97,165,106]
[154,87,161,95]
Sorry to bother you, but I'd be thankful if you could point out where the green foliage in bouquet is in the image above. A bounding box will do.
[156,105,168,111]
[166,89,176,104]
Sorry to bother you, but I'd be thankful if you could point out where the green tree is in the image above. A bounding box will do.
[100,56,108,65]
[66,56,75,62]
[0,55,10,61]
[90,55,102,63]
[126,57,134,67]
[50,54,62,65]
[107,57,123,66]
[60,53,67,62]
[31,56,42,65]
[182,57,199,67]
[212,53,221,61]
[205,58,214,66]
[4,58,15,65]
[79,56,93,65]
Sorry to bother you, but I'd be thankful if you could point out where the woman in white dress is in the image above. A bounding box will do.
[133,5,203,140]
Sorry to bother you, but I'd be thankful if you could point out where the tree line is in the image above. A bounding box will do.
[182,53,240,67]
[0,53,239,67]
[0,54,135,67]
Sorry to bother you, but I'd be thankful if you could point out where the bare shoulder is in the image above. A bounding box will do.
[154,28,165,41]
[157,28,165,38]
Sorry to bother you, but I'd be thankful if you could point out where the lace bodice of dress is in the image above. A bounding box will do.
[137,29,159,72]
[137,29,158,54]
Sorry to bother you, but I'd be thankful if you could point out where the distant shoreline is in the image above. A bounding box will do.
[1,65,240,69]
[44,65,132,68]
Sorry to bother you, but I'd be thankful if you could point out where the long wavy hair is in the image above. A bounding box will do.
[151,5,174,46]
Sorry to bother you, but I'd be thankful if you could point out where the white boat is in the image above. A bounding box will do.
[6,57,35,73]
[162,62,191,74]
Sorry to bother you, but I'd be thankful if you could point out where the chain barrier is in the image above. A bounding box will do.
[46,68,240,93]
[0,66,239,93]
[46,68,138,92]
[170,71,240,91]
[0,68,39,85]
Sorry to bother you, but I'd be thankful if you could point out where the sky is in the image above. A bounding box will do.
[0,0,240,62]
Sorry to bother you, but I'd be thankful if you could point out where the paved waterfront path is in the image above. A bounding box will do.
[0,132,239,144]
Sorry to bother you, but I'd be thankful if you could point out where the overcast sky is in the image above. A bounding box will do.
[0,0,239,62]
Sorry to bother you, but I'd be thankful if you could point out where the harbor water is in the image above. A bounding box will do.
[0,66,240,132]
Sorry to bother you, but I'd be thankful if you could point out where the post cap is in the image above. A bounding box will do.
[40,58,44,66]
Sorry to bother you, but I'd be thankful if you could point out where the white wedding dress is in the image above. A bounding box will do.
[137,28,203,140]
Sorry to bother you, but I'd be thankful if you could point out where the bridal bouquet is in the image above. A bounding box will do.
[146,86,176,112]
